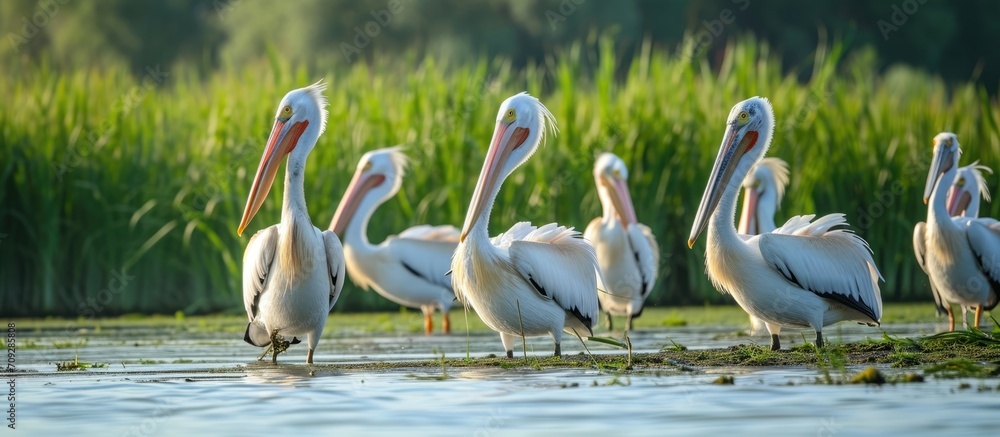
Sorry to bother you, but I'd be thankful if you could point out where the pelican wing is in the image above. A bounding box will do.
[397,224,462,243]
[243,226,279,321]
[913,221,948,316]
[628,223,660,298]
[385,236,459,292]
[760,214,883,323]
[506,224,600,332]
[966,219,1000,310]
[322,230,347,312]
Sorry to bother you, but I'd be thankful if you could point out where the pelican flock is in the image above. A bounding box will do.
[687,97,883,350]
[238,81,346,363]
[234,83,991,364]
[737,157,790,336]
[584,153,659,331]
[912,133,999,330]
[329,147,459,334]
[451,92,600,358]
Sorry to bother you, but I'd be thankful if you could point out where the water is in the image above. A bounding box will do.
[7,322,1000,436]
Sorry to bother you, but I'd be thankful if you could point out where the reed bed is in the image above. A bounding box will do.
[1,37,998,316]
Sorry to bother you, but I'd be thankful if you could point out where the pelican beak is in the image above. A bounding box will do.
[737,185,759,235]
[947,187,971,217]
[604,176,638,227]
[237,118,310,236]
[688,125,760,248]
[329,168,386,236]
[923,141,954,204]
[460,122,530,242]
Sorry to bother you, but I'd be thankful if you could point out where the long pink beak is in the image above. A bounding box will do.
[737,186,759,235]
[460,123,529,242]
[329,170,386,236]
[238,119,309,236]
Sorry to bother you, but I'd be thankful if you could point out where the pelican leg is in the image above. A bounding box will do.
[442,312,451,334]
[947,306,955,332]
[961,307,969,330]
[625,313,634,332]
[975,306,983,330]
[257,344,273,361]
[815,332,824,349]
[500,332,516,359]
[769,334,780,351]
[606,312,614,330]
[269,330,291,364]
[553,342,561,357]
[306,348,314,364]
[424,312,433,335]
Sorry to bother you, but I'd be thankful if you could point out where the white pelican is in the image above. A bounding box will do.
[948,162,992,218]
[737,157,790,336]
[688,97,883,350]
[913,133,999,330]
[238,81,346,363]
[914,161,993,320]
[452,92,600,358]
[328,147,459,334]
[583,153,659,331]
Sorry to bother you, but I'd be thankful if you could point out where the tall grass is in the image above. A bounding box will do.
[1,37,998,316]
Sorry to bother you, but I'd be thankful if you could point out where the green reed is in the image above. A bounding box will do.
[1,36,997,316]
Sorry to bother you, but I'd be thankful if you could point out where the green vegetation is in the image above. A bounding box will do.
[2,38,999,316]
[55,355,106,371]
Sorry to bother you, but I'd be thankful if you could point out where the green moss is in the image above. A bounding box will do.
[850,367,886,385]
[711,375,735,385]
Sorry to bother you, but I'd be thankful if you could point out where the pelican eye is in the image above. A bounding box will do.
[737,111,749,125]
[504,109,516,123]
[362,161,372,172]
[956,177,965,187]
[279,105,293,120]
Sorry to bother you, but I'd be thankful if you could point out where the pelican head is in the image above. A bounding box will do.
[688,97,775,247]
[329,147,408,235]
[594,152,638,226]
[738,157,789,234]
[947,161,992,217]
[460,92,557,242]
[923,132,961,204]
[238,81,329,236]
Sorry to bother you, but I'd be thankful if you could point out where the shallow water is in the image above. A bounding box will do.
[7,322,1000,435]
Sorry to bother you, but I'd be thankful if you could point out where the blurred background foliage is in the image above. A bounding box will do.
[2,0,998,90]
[0,0,998,317]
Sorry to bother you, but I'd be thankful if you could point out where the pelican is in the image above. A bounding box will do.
[328,147,459,334]
[583,153,659,331]
[913,133,999,330]
[238,81,346,364]
[737,157,790,335]
[948,162,992,218]
[452,92,600,358]
[914,161,993,320]
[688,97,883,350]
